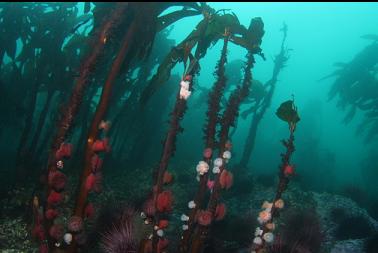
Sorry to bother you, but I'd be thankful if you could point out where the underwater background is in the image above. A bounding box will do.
[0,2,378,253]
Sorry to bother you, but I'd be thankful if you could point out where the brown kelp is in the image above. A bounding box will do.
[320,35,378,142]
[250,98,300,253]
[67,14,138,253]
[146,65,198,252]
[239,23,290,169]
[189,51,255,253]
[139,13,264,253]
[177,21,262,251]
[140,9,265,105]
[34,3,203,252]
[0,3,283,253]
[0,2,91,184]
[41,4,131,251]
[179,33,231,253]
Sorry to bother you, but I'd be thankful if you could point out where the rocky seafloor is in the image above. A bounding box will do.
[1,167,377,253]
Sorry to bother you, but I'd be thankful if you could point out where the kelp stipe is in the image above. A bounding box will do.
[40,4,129,252]
[149,72,197,253]
[250,98,300,253]
[179,32,231,253]
[239,23,290,169]
[190,51,255,253]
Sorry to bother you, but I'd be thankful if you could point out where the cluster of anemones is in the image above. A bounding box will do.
[251,199,285,252]
[179,200,196,231]
[141,169,174,252]
[43,142,73,247]
[212,154,234,190]
[179,75,192,100]
[50,120,110,248]
[85,120,112,206]
[48,214,89,247]
[149,189,173,251]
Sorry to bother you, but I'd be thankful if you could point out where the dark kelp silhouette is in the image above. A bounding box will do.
[140,9,265,105]
[320,35,378,142]
[239,23,291,169]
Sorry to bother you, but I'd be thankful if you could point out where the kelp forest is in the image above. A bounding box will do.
[1,2,378,253]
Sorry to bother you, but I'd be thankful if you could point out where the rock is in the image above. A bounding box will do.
[330,239,365,253]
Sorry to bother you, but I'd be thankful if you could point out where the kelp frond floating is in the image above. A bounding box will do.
[320,36,378,142]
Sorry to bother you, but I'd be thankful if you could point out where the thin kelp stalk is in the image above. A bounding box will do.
[46,3,127,171]
[29,89,56,158]
[190,52,254,253]
[150,67,197,252]
[15,70,40,181]
[239,23,289,168]
[74,22,137,217]
[66,19,138,253]
[251,99,300,253]
[42,3,129,250]
[140,16,209,105]
[179,33,230,253]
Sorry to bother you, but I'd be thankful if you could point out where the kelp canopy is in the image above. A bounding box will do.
[322,36,378,142]
[140,8,265,104]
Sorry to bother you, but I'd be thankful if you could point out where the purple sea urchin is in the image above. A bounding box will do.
[100,208,138,253]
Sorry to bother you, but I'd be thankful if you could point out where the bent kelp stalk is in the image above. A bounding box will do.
[239,23,289,168]
[66,19,138,253]
[42,3,129,251]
